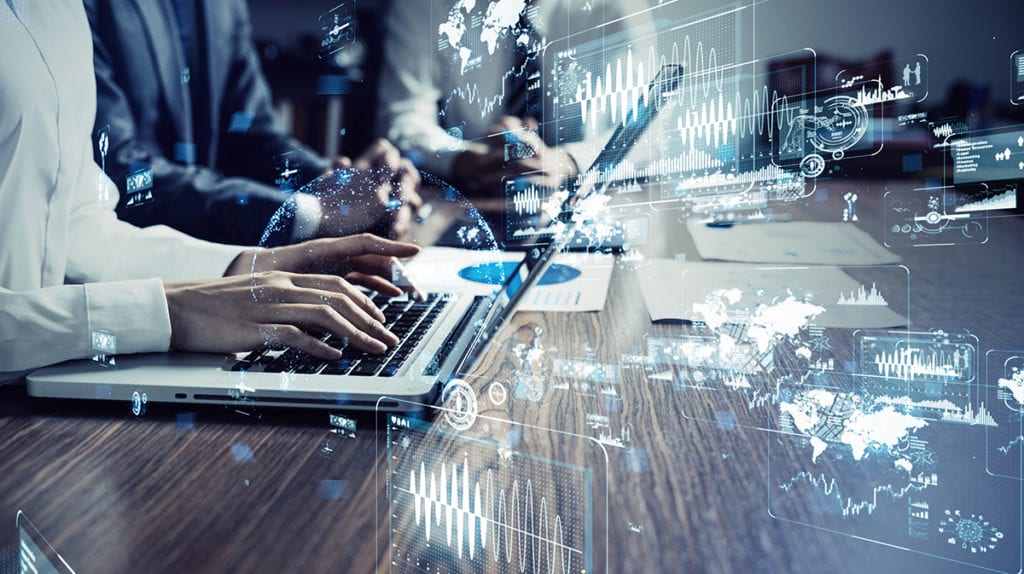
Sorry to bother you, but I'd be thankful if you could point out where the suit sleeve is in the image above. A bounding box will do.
[86,0,298,246]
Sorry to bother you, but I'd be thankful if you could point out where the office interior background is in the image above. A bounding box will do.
[3,0,1024,572]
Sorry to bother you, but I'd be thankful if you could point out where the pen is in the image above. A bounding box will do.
[705,213,792,228]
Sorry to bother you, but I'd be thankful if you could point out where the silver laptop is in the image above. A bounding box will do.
[26,65,684,411]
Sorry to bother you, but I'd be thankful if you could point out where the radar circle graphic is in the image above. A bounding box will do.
[131,390,148,417]
[812,95,868,157]
[487,382,508,406]
[800,153,826,178]
[441,379,478,431]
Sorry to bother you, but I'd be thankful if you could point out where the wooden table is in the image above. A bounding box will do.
[1,180,1022,573]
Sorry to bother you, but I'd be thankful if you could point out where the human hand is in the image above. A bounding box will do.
[178,234,423,358]
[317,140,423,240]
[225,233,422,294]
[451,116,578,193]
[165,271,399,358]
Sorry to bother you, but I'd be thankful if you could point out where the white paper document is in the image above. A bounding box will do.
[686,220,901,265]
[404,247,613,313]
[637,259,907,328]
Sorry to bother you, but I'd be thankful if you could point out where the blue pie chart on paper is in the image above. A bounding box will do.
[458,262,581,286]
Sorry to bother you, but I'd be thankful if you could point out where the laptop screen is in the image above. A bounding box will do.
[459,65,685,368]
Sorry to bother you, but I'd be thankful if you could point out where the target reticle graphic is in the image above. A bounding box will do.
[441,378,479,431]
[812,95,869,160]
[800,153,826,178]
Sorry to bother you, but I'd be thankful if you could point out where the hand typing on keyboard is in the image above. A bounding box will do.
[164,234,423,360]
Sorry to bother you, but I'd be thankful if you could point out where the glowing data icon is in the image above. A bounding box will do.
[124,164,154,207]
[90,329,116,368]
[317,1,357,60]
[273,152,300,192]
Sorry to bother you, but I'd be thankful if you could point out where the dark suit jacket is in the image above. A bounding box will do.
[86,0,329,245]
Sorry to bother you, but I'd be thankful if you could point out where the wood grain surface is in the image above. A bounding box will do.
[0,180,1021,573]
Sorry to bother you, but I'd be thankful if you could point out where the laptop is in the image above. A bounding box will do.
[26,65,684,412]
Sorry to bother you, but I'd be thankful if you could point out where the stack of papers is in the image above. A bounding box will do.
[635,220,906,329]
[637,260,907,328]
[686,220,901,265]
[403,247,613,313]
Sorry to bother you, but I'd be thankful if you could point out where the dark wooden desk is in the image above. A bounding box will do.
[1,180,1022,573]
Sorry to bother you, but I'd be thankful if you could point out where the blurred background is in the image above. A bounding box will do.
[248,0,1024,171]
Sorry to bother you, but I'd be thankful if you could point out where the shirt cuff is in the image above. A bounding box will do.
[84,278,172,355]
[290,192,323,241]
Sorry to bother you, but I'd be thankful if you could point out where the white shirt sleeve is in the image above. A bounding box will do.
[0,163,248,383]
[376,0,466,178]
[65,164,246,283]
[0,0,252,384]
[0,279,170,383]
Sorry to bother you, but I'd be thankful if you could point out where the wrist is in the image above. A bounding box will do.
[224,249,260,276]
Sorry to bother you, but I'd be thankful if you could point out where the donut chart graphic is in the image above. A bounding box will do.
[457,262,581,286]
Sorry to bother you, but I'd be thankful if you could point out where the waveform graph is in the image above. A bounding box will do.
[503,179,569,243]
[382,410,608,574]
[509,185,542,215]
[855,330,978,424]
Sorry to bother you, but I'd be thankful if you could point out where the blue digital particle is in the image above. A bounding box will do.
[318,479,350,500]
[714,411,736,430]
[227,112,254,133]
[174,141,196,163]
[716,143,736,163]
[315,74,350,95]
[230,442,254,463]
[902,154,923,173]
[176,412,196,431]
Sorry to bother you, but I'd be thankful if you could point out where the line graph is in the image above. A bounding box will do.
[778,471,930,518]
[954,187,1017,213]
[997,435,1024,454]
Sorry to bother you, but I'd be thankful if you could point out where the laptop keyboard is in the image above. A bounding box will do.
[228,293,450,377]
